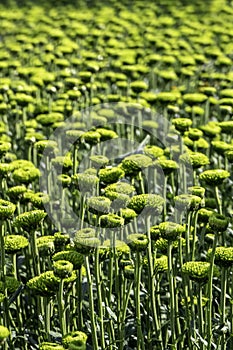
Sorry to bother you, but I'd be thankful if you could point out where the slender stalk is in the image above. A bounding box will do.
[57,279,66,336]
[94,247,105,349]
[85,255,98,350]
[214,186,222,215]
[167,241,176,349]
[207,232,218,350]
[135,251,145,350]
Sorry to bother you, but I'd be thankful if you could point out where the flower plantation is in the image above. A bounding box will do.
[0,0,233,349]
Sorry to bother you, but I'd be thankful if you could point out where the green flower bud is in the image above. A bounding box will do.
[127,233,149,252]
[211,141,233,155]
[0,163,14,177]
[73,228,100,254]
[143,145,164,159]
[66,130,84,144]
[0,141,11,158]
[199,169,230,186]
[188,186,205,198]
[225,150,233,162]
[121,154,153,176]
[154,255,168,273]
[187,128,203,141]
[30,192,50,209]
[80,131,100,145]
[150,225,161,241]
[180,151,209,169]
[156,92,179,104]
[198,208,214,223]
[14,210,47,231]
[53,260,73,279]
[208,247,233,267]
[172,118,192,133]
[0,199,16,220]
[219,121,233,134]
[99,167,125,184]
[155,236,185,253]
[0,276,20,294]
[89,155,109,168]
[4,235,29,253]
[27,271,77,297]
[154,159,178,176]
[123,263,135,280]
[6,185,27,202]
[62,331,87,350]
[174,194,202,211]
[54,232,70,251]
[52,155,73,172]
[52,250,84,270]
[37,236,55,256]
[104,182,135,196]
[100,214,124,228]
[200,123,221,138]
[185,106,205,116]
[159,222,185,241]
[57,174,71,187]
[36,113,64,127]
[128,194,164,214]
[72,173,99,192]
[12,166,40,184]
[182,261,211,283]
[34,140,58,154]
[183,93,207,105]
[209,214,229,232]
[87,196,111,215]
[99,240,130,260]
[120,208,137,223]
[0,325,10,343]
[130,80,148,93]
[95,128,118,141]
[105,191,129,210]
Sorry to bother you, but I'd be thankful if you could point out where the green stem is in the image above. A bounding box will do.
[94,247,105,349]
[57,279,66,336]
[85,255,98,350]
[207,232,218,350]
[167,241,176,348]
[214,186,222,215]
[135,251,145,350]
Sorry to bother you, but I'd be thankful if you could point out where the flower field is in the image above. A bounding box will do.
[0,0,233,349]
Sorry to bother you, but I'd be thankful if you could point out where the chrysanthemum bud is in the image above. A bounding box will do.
[100,214,124,228]
[158,221,185,241]
[99,167,124,184]
[128,194,164,214]
[180,152,209,169]
[37,236,55,256]
[89,155,109,168]
[87,196,111,215]
[73,228,99,254]
[53,260,73,279]
[174,194,202,211]
[143,145,164,159]
[172,118,192,133]
[207,247,233,267]
[0,325,10,344]
[53,250,84,270]
[154,255,168,273]
[199,169,230,186]
[12,166,40,184]
[4,235,29,254]
[188,186,205,198]
[14,210,47,231]
[0,199,16,220]
[209,213,229,232]
[154,159,178,176]
[127,233,149,252]
[121,154,153,176]
[182,261,211,283]
[62,331,87,350]
[72,173,99,192]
